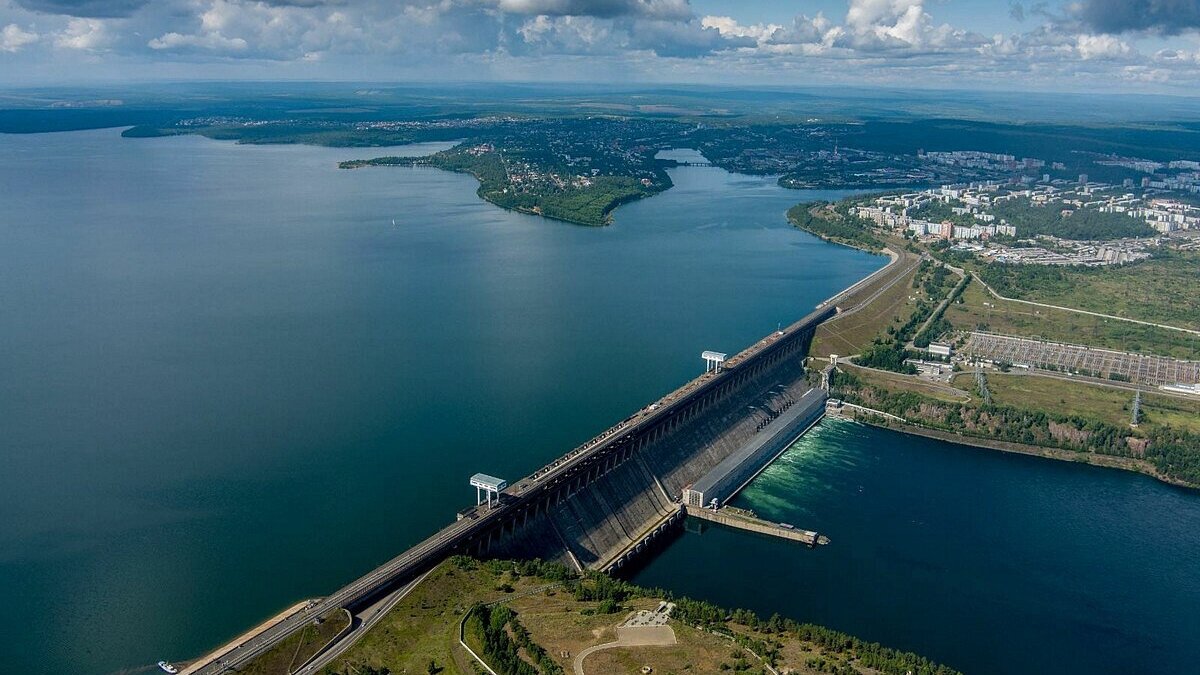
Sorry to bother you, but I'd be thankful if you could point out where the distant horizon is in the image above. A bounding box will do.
[8,79,1200,99]
[5,1,1200,94]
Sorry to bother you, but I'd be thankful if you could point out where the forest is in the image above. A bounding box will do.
[830,370,1200,486]
[989,200,1155,240]
[787,203,886,251]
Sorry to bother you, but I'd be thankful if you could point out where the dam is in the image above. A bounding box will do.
[184,302,840,674]
[183,247,917,674]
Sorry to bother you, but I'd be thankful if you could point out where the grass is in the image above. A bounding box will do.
[238,609,350,675]
[811,251,922,359]
[948,280,1200,360]
[951,372,1200,434]
[580,624,738,675]
[311,558,958,675]
[977,251,1200,332]
[318,563,522,675]
[843,363,970,403]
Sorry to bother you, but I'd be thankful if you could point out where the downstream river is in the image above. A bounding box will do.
[0,133,876,673]
[631,419,1200,674]
[2,131,1197,674]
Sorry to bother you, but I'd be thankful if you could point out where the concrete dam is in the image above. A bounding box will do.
[471,304,837,572]
[185,301,847,674]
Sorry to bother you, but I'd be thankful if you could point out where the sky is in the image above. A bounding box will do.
[2,0,1200,93]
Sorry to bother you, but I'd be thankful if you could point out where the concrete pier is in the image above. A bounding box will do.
[684,505,828,547]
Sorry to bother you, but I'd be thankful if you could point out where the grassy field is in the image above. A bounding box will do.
[843,363,971,403]
[581,624,744,675]
[948,280,1200,360]
[238,609,350,675]
[975,251,1200,332]
[811,249,922,359]
[951,372,1200,434]
[317,562,514,675]
[307,557,958,675]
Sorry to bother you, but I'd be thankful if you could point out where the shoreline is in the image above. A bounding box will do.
[833,400,1199,492]
[803,214,1200,492]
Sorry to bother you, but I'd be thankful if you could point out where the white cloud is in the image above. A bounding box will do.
[54,17,111,50]
[1,0,1199,92]
[1,23,39,52]
[1075,33,1131,59]
[494,0,692,20]
[148,30,248,51]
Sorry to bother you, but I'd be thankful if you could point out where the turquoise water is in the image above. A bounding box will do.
[630,419,1200,674]
[0,130,880,673]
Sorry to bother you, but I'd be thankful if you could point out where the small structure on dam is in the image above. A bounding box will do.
[470,473,507,509]
[683,387,827,509]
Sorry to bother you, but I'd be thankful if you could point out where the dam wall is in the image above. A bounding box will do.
[464,304,837,570]
[683,387,827,510]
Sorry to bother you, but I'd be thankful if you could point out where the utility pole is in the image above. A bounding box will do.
[975,360,992,406]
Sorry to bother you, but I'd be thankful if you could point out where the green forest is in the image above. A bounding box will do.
[341,147,663,226]
[787,203,885,251]
[989,200,1155,240]
[831,370,1200,486]
[453,557,961,675]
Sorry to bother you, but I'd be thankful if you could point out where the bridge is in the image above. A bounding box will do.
[181,248,910,674]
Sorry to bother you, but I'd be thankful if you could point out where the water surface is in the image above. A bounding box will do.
[0,130,880,673]
[631,419,1200,674]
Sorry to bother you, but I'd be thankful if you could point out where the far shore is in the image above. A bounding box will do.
[836,407,1198,491]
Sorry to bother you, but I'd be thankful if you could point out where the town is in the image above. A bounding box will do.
[852,171,1200,266]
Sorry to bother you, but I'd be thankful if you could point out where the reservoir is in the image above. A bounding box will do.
[0,132,876,673]
[2,130,1197,674]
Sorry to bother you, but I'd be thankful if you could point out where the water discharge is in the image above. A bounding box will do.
[632,419,1200,674]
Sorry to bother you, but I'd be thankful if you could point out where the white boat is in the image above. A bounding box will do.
[158,661,179,674]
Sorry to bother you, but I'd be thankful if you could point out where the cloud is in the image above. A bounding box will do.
[494,0,692,19]
[1074,32,1131,59]
[148,30,249,51]
[1071,0,1200,36]
[54,16,111,49]
[14,0,148,18]
[2,0,1200,92]
[1,23,39,51]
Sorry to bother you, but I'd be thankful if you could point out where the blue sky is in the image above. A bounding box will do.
[2,0,1200,93]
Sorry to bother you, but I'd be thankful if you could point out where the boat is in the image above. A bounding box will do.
[158,661,179,674]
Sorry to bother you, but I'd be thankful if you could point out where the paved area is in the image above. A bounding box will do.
[963,331,1200,388]
[573,605,678,675]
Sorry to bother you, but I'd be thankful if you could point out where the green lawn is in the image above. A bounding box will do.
[974,251,1200,332]
[948,280,1200,360]
[238,609,350,675]
[951,372,1200,434]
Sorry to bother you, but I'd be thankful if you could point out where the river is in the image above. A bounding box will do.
[630,419,1200,674]
[0,133,878,673]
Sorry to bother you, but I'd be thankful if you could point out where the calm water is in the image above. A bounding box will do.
[631,419,1200,674]
[0,131,880,673]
